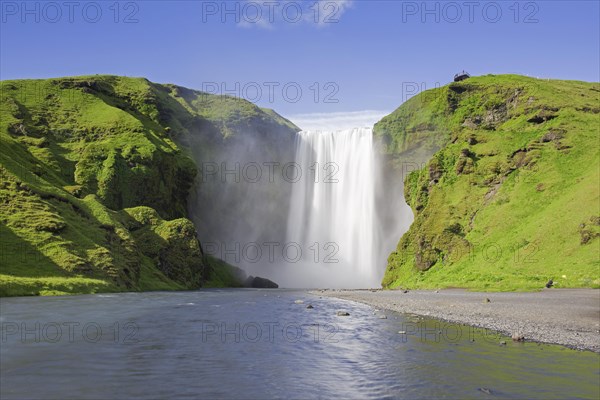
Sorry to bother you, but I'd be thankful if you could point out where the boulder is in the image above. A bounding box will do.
[511,333,525,342]
[245,276,279,289]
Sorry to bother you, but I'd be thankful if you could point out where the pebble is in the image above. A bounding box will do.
[337,311,350,316]
[310,289,600,352]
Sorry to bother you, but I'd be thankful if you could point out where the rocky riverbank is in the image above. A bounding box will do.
[312,288,600,352]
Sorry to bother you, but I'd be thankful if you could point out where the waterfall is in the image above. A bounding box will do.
[286,128,380,288]
[187,112,410,289]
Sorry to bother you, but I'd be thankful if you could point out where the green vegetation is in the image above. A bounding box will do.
[4,73,596,294]
[0,75,297,296]
[203,255,245,288]
[376,75,600,291]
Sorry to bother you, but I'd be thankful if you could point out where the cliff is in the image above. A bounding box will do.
[376,75,599,290]
[0,75,298,295]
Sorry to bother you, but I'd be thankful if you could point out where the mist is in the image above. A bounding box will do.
[185,111,411,288]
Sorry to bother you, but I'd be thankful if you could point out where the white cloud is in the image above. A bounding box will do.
[287,110,390,132]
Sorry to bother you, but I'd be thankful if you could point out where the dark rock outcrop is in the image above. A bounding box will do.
[244,276,279,289]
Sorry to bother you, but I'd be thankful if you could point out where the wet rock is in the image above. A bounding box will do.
[244,276,278,289]
[306,304,314,309]
[336,311,350,316]
[403,290,409,294]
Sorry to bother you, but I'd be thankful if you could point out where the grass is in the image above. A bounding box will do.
[0,75,297,296]
[203,255,245,288]
[377,74,600,291]
[0,275,117,297]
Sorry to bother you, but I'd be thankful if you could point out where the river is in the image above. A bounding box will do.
[1,289,599,399]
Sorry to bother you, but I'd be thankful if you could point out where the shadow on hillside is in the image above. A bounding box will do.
[0,224,66,278]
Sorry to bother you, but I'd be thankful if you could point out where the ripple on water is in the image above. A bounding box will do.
[0,290,598,400]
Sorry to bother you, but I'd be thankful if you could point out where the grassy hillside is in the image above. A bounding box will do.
[0,75,297,296]
[376,75,600,291]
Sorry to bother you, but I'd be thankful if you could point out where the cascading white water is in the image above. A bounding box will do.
[187,111,409,289]
[286,128,380,288]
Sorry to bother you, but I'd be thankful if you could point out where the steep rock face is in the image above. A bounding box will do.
[379,75,600,290]
[120,207,206,288]
[0,75,298,296]
[177,89,300,267]
[374,84,449,167]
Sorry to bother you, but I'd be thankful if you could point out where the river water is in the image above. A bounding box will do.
[1,289,599,399]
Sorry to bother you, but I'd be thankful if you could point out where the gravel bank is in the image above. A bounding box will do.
[311,288,600,352]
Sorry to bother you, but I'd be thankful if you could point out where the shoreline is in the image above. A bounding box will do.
[310,288,600,353]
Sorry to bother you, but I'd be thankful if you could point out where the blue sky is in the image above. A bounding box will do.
[1,0,599,119]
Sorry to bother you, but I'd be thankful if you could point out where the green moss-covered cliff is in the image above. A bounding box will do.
[376,74,599,291]
[0,75,298,296]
